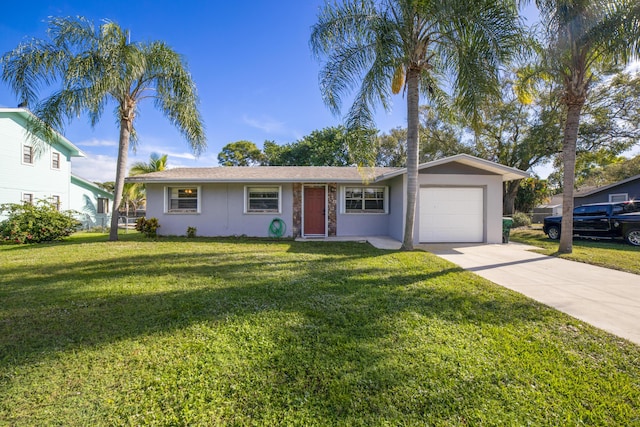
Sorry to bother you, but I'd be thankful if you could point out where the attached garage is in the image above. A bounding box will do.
[419,187,484,243]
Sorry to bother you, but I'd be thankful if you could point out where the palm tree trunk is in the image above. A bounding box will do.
[558,102,584,254]
[109,117,132,241]
[401,68,420,251]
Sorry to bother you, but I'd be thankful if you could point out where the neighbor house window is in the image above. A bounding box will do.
[167,187,200,213]
[22,145,33,164]
[51,152,60,169]
[609,193,628,203]
[245,186,281,213]
[50,195,60,211]
[97,197,110,214]
[22,193,33,204]
[343,186,388,213]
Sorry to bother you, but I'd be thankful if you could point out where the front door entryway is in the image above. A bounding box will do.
[303,186,326,236]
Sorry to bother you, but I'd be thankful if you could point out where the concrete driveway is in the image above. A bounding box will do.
[419,242,640,346]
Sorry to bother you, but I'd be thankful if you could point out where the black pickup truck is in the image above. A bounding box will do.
[543,201,640,246]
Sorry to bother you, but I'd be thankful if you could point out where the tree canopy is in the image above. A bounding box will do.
[218,141,264,166]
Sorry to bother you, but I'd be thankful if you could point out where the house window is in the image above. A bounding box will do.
[52,152,60,169]
[97,197,110,214]
[23,145,33,164]
[245,186,281,213]
[609,193,628,203]
[343,186,388,213]
[167,187,199,213]
[51,195,60,211]
[22,193,34,204]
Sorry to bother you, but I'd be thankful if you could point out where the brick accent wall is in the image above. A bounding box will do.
[292,183,302,237]
[328,183,337,236]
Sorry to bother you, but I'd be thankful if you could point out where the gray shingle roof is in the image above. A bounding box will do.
[125,154,530,184]
[126,166,402,183]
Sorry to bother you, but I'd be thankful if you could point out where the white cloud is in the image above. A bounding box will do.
[242,114,286,134]
[77,138,118,147]
[72,155,117,183]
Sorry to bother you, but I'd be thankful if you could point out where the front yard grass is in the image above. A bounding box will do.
[1,233,639,425]
[510,227,640,275]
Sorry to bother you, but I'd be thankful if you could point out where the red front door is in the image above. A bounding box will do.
[304,187,326,236]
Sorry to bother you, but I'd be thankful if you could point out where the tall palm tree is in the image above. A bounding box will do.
[1,17,205,241]
[533,0,640,253]
[311,0,523,250]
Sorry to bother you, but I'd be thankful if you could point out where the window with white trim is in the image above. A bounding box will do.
[167,187,200,213]
[51,195,60,211]
[22,145,33,164]
[343,186,388,213]
[52,152,60,169]
[22,193,33,204]
[245,186,281,213]
[609,193,628,203]
[97,197,110,214]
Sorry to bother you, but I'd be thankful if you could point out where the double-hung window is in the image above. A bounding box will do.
[343,186,388,213]
[167,187,200,213]
[22,193,33,204]
[51,195,60,211]
[22,145,33,164]
[52,152,61,169]
[97,197,110,214]
[245,186,281,213]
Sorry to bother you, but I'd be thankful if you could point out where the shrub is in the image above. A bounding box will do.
[0,201,80,244]
[186,226,197,238]
[135,217,160,237]
[511,212,532,228]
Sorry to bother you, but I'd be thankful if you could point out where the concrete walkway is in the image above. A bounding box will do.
[419,242,640,346]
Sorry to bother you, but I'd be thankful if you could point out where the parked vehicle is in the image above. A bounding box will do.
[543,201,640,246]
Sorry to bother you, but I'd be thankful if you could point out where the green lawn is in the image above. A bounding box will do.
[1,233,639,426]
[510,227,640,275]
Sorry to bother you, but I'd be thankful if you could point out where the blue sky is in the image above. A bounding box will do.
[1,1,542,182]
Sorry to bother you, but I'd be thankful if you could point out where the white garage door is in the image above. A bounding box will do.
[419,187,484,243]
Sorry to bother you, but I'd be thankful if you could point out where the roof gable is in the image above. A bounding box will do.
[0,108,84,157]
[576,174,640,198]
[71,174,114,199]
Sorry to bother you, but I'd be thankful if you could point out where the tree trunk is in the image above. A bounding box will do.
[558,102,584,254]
[401,68,420,250]
[109,115,133,241]
[503,180,520,215]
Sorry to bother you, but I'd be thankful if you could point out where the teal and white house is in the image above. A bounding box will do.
[0,108,113,227]
[69,174,113,229]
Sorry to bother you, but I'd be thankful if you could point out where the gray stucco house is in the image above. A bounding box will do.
[127,154,528,244]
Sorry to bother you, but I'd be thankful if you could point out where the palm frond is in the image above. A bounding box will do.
[144,41,206,155]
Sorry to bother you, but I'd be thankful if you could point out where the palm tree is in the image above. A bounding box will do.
[532,0,640,253]
[1,17,205,241]
[130,152,169,176]
[311,0,523,250]
[128,152,168,212]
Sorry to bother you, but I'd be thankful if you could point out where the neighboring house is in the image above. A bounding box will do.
[127,154,528,244]
[532,176,640,223]
[70,174,114,229]
[574,175,640,205]
[0,107,113,227]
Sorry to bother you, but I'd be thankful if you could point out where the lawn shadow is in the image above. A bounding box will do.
[1,240,553,373]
